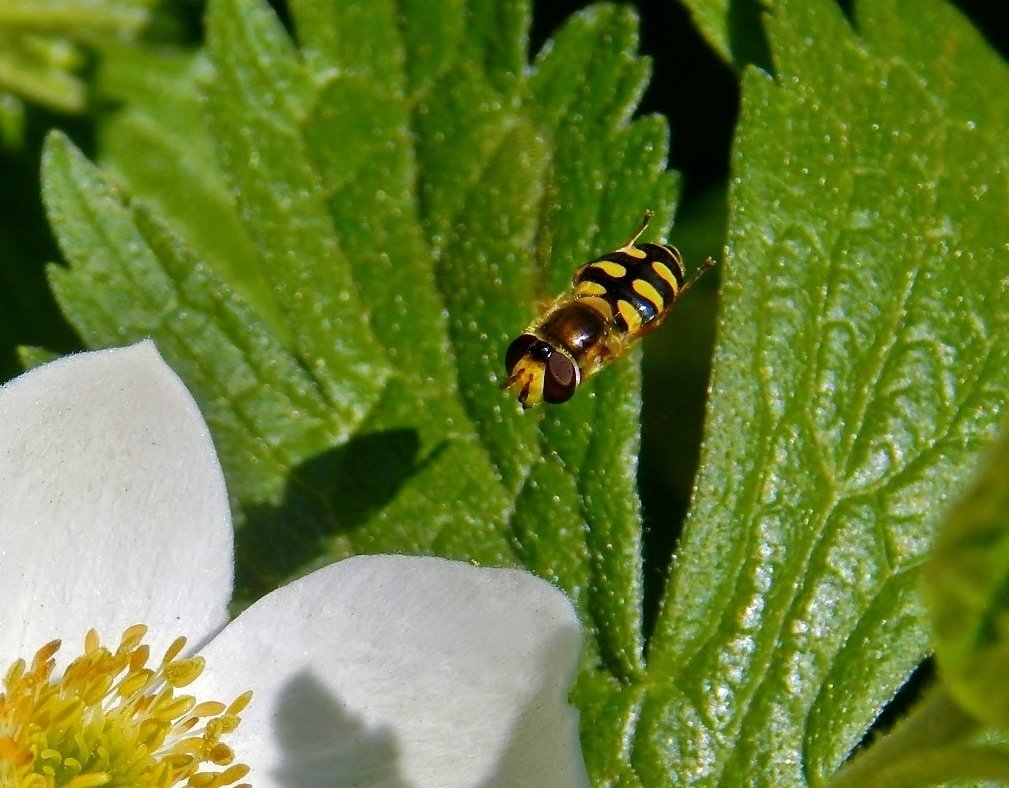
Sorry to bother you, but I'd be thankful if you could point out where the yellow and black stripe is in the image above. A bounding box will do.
[574,243,685,336]
[501,211,714,408]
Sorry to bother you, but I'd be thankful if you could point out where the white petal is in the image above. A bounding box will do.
[0,342,232,660]
[198,555,588,788]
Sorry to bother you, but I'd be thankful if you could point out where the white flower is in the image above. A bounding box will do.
[0,342,588,787]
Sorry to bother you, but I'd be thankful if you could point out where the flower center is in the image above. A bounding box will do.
[0,625,251,787]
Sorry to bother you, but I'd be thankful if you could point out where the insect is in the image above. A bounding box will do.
[501,211,715,408]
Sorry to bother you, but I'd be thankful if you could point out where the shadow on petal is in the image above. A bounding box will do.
[272,671,410,788]
[265,631,587,786]
[479,627,589,787]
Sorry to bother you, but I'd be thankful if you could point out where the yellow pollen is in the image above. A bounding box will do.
[0,626,252,787]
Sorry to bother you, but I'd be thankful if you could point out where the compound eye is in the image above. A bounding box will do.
[543,353,578,404]
[504,334,539,374]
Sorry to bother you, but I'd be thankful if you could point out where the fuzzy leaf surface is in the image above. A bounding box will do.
[42,1,679,780]
[637,0,1009,784]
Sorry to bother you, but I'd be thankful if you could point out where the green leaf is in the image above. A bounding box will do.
[828,687,1009,788]
[0,122,78,380]
[826,415,1009,787]
[925,424,1009,731]
[0,0,149,33]
[0,90,25,148]
[42,3,677,780]
[0,0,154,114]
[42,132,342,512]
[46,0,1009,782]
[677,0,771,69]
[639,0,1009,784]
[93,43,278,329]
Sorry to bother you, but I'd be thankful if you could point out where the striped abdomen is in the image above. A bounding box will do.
[572,243,685,335]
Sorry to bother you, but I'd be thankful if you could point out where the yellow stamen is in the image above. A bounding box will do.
[0,626,251,787]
